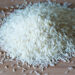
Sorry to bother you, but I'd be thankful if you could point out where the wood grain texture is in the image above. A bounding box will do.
[0,0,75,75]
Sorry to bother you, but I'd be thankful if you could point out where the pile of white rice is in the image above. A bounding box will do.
[0,2,75,67]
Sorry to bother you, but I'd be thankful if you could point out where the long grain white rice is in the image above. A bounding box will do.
[0,2,75,67]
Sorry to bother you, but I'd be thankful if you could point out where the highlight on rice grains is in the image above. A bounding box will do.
[0,2,75,67]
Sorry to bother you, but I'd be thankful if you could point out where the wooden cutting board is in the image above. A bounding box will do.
[0,0,75,75]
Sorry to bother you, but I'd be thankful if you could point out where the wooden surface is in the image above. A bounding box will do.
[0,0,75,75]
